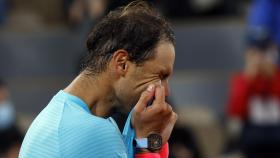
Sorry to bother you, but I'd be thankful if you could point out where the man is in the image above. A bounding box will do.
[19,1,177,158]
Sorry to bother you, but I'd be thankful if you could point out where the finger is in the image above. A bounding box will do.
[160,112,178,145]
[134,84,155,112]
[165,104,173,115]
[154,85,165,105]
[165,112,178,128]
[158,103,172,117]
[171,112,178,123]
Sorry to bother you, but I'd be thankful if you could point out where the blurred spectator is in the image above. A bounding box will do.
[224,1,280,156]
[64,0,108,28]
[247,0,280,64]
[0,79,23,158]
[226,39,280,158]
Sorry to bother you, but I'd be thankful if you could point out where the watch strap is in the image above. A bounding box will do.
[134,138,148,148]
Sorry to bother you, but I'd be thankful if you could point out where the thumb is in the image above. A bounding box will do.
[134,84,155,112]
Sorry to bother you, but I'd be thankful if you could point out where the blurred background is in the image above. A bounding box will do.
[1,0,280,158]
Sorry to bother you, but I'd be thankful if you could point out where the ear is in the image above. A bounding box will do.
[111,49,129,76]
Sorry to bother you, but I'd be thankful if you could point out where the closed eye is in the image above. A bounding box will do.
[160,73,170,80]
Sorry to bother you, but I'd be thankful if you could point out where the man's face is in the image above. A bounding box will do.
[115,42,175,110]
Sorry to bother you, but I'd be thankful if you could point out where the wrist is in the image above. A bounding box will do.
[135,130,147,139]
[134,133,162,152]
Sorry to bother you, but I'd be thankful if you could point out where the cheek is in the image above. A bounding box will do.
[116,79,141,107]
[119,72,160,106]
[124,80,157,106]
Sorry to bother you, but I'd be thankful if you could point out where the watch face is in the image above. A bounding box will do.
[148,133,162,151]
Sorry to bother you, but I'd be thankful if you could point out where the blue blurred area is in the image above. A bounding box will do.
[247,0,280,46]
[0,0,8,25]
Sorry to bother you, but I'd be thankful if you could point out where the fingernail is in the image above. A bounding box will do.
[147,84,154,92]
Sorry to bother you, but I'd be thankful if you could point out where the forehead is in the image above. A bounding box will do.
[144,42,175,72]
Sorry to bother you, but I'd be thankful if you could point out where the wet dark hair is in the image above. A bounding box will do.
[82,0,175,75]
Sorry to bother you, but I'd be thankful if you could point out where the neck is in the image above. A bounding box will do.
[64,71,116,117]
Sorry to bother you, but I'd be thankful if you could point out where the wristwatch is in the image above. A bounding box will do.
[133,133,162,151]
